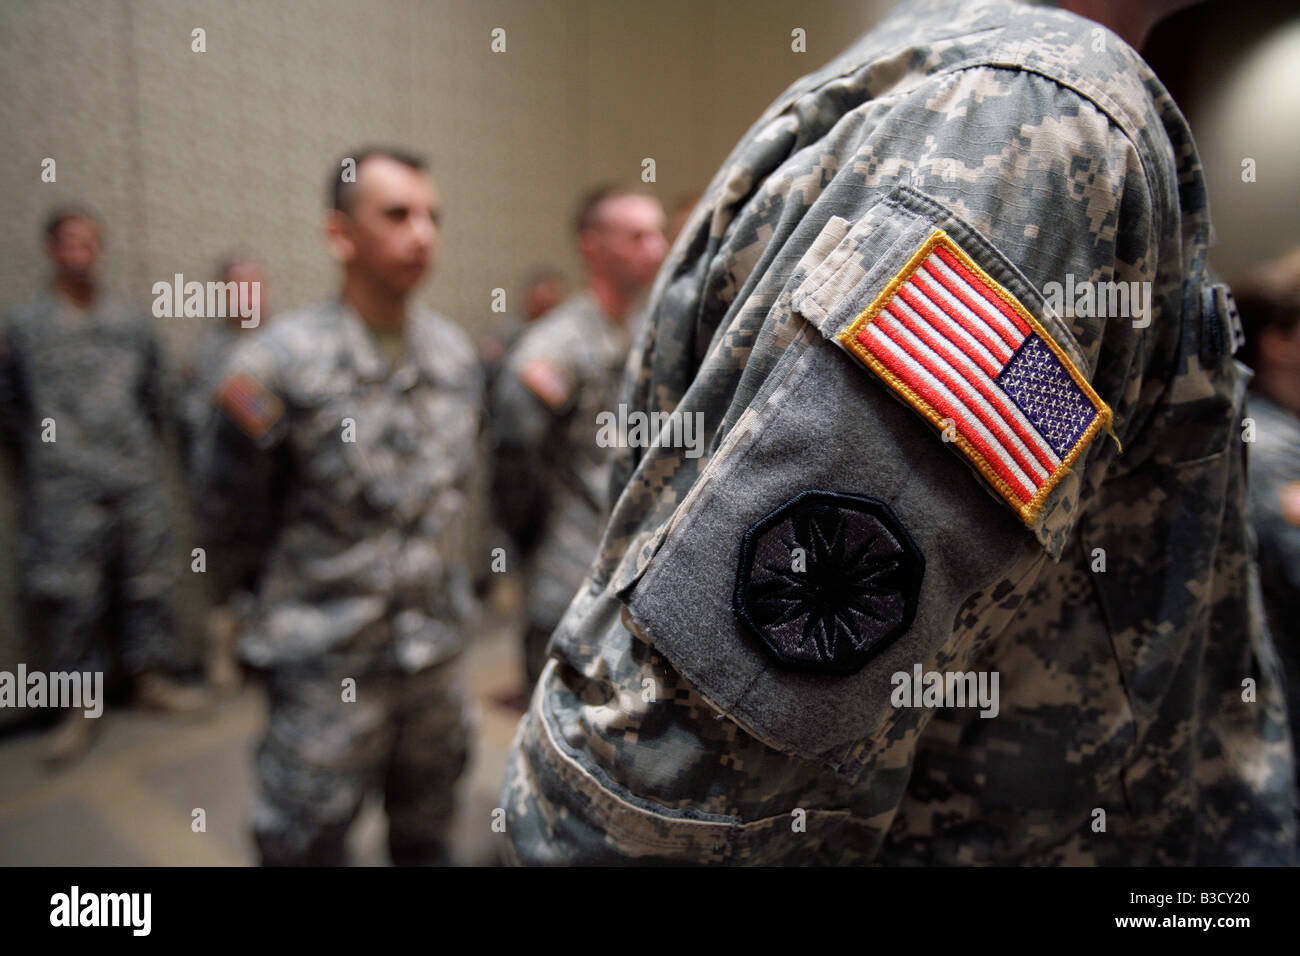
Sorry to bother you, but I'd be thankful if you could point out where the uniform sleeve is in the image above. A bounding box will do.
[489,345,566,554]
[505,66,1161,863]
[194,335,289,604]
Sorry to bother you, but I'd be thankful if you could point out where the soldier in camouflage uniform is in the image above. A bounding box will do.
[503,0,1295,864]
[0,208,208,764]
[182,255,267,693]
[491,188,667,690]
[197,150,481,865]
[1233,249,1300,853]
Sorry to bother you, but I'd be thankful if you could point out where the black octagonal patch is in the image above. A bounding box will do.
[733,491,925,675]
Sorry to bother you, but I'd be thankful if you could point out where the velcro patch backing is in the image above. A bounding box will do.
[837,229,1115,528]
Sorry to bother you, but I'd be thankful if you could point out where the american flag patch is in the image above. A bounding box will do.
[216,371,284,441]
[838,229,1114,528]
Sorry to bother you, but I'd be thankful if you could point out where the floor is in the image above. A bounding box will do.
[0,579,530,867]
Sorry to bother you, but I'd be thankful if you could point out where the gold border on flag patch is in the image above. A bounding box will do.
[837,228,1115,528]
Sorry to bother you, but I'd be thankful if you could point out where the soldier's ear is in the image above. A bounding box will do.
[576,227,602,269]
[324,209,357,265]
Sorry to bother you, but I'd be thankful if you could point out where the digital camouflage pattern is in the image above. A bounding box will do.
[503,0,1295,864]
[1244,392,1300,803]
[198,298,482,671]
[253,650,471,866]
[0,293,176,675]
[197,297,481,864]
[491,291,633,679]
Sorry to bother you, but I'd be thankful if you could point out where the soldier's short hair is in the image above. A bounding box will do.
[44,204,103,244]
[1233,248,1300,372]
[330,147,428,215]
[573,186,655,237]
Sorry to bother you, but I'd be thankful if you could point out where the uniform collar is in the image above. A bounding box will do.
[333,297,394,384]
[331,296,433,390]
[48,288,100,323]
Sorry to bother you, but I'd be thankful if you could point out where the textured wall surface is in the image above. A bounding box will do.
[0,0,886,709]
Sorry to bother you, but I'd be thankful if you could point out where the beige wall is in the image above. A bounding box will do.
[0,0,886,346]
[0,0,888,691]
[1192,17,1300,279]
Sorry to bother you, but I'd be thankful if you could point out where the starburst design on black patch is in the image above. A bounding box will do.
[733,491,924,674]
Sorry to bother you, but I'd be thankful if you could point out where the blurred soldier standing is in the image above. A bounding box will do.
[181,255,267,694]
[478,268,568,604]
[491,188,666,693]
[1234,249,1300,849]
[503,0,1295,864]
[0,208,208,764]
[197,149,482,866]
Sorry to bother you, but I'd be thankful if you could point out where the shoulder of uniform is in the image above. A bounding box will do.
[956,3,1169,162]
[3,297,59,350]
[411,310,484,395]
[504,308,583,410]
[222,311,298,382]
[216,322,295,442]
[3,297,42,330]
[88,297,142,322]
[249,304,341,366]
[265,303,337,338]
[873,52,1162,237]
[413,309,478,365]
[513,299,590,357]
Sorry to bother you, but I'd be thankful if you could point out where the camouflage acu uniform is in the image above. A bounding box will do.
[1244,392,1300,817]
[197,297,481,865]
[503,0,1295,864]
[491,292,632,684]
[0,293,176,676]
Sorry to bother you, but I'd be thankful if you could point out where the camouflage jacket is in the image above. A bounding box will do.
[0,292,170,498]
[503,0,1295,864]
[491,291,632,630]
[1245,392,1300,759]
[196,298,482,672]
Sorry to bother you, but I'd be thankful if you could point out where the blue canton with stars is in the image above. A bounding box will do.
[995,334,1097,459]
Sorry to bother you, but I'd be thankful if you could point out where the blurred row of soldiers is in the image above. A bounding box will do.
[0,149,671,864]
[3,142,1298,864]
